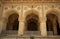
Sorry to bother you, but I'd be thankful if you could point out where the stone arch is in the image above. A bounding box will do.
[24,10,40,31]
[2,10,19,32]
[6,13,19,30]
[24,10,39,19]
[46,9,60,35]
[46,9,60,20]
[3,10,19,20]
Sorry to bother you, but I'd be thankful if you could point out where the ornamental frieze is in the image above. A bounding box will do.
[2,0,60,3]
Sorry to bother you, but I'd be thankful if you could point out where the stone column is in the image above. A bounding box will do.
[0,20,3,34]
[40,18,47,36]
[18,20,25,36]
[0,18,7,34]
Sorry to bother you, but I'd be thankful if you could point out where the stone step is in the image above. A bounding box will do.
[0,34,60,39]
[0,37,60,39]
[2,30,18,34]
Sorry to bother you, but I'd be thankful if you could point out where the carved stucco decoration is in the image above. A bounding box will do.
[17,6,20,10]
[11,5,17,8]
[2,0,60,2]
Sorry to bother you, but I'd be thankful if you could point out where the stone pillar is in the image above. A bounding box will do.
[40,18,47,36]
[0,20,3,34]
[18,20,25,36]
[0,18,7,34]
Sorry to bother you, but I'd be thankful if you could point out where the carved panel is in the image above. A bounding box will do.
[3,0,60,2]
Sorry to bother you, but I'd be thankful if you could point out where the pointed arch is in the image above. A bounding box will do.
[2,10,19,33]
[24,10,40,31]
[46,9,60,18]
[6,13,19,30]
[3,9,19,19]
[46,9,60,35]
[24,9,39,19]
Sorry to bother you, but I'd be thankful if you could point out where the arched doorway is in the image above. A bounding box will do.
[26,13,39,31]
[6,13,19,30]
[46,14,60,35]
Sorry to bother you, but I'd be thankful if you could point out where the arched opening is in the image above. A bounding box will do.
[27,19,38,31]
[26,13,39,31]
[46,14,60,35]
[6,13,19,30]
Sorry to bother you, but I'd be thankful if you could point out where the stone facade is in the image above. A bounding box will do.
[0,0,60,37]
